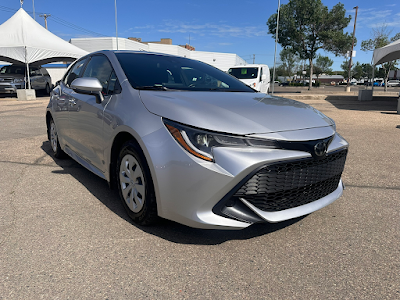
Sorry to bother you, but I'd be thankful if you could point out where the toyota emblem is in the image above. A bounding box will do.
[314,142,327,157]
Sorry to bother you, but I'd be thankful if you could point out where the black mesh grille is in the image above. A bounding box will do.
[235,149,347,212]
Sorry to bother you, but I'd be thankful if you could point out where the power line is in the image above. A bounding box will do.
[0,5,107,37]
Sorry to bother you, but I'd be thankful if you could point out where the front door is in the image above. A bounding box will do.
[68,54,116,173]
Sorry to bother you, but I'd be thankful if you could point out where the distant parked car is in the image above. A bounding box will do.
[279,81,290,86]
[0,64,52,94]
[387,80,400,87]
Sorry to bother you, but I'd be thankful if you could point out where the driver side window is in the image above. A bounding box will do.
[63,58,88,87]
[82,55,115,95]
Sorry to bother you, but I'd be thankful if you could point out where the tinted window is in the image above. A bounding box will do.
[82,55,114,95]
[41,68,50,76]
[30,68,41,76]
[0,65,25,75]
[228,67,259,79]
[115,53,254,92]
[64,58,88,87]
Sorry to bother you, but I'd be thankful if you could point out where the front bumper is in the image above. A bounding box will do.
[143,124,348,229]
[0,83,23,93]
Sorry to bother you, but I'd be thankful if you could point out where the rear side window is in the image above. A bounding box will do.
[41,68,50,76]
[63,58,88,87]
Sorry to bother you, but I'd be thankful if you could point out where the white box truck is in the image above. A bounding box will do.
[228,64,270,93]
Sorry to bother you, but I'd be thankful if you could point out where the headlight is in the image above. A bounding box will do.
[164,119,279,162]
[13,78,24,83]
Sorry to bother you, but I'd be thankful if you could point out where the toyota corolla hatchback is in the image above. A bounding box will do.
[46,50,348,229]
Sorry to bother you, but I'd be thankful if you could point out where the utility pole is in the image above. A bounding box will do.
[253,54,255,64]
[271,0,281,95]
[346,6,358,92]
[39,14,51,30]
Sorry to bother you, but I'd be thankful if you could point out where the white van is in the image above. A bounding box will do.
[228,64,270,93]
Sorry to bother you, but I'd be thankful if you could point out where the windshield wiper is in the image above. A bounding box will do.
[136,85,169,91]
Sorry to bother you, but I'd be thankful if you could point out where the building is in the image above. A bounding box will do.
[312,74,344,84]
[389,70,400,79]
[69,37,247,72]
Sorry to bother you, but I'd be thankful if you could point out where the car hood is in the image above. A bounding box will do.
[139,91,333,135]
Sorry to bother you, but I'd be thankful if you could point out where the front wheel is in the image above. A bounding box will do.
[49,118,66,159]
[117,142,158,225]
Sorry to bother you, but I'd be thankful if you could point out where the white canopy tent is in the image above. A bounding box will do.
[371,38,400,92]
[372,38,400,66]
[0,8,88,88]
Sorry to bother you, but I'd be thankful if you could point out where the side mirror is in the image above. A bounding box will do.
[261,74,267,81]
[71,77,104,103]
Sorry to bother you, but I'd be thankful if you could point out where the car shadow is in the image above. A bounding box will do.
[0,93,17,98]
[41,140,305,245]
[325,95,398,112]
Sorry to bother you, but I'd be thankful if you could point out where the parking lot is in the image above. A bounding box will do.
[0,95,399,299]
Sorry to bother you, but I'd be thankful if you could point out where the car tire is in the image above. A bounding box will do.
[44,83,51,95]
[49,118,66,159]
[117,141,158,225]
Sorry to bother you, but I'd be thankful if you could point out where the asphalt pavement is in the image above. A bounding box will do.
[0,95,399,299]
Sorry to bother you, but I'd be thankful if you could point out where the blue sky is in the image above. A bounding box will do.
[1,0,399,70]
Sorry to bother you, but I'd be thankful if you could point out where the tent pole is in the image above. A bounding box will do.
[25,63,31,90]
[371,65,374,93]
[25,46,31,89]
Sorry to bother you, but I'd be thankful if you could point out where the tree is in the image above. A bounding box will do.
[352,62,363,81]
[361,26,400,91]
[314,54,333,79]
[279,48,299,77]
[361,63,373,79]
[340,60,351,79]
[267,0,353,90]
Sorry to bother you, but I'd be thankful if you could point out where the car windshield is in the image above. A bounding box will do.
[228,67,259,79]
[115,53,255,92]
[0,65,26,75]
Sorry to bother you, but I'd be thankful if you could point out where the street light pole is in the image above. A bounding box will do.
[346,6,358,92]
[271,0,281,95]
[114,0,119,50]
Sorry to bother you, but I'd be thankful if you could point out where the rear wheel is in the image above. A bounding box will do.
[117,141,158,225]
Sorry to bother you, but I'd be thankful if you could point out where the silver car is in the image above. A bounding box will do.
[46,50,348,229]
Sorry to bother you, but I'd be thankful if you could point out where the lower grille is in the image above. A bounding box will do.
[235,149,347,212]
